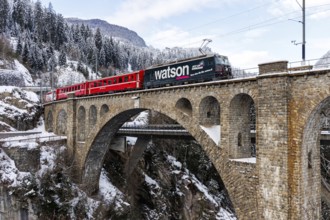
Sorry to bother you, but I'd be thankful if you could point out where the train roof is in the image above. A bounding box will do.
[146,53,227,70]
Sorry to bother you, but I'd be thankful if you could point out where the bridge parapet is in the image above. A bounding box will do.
[258,60,288,74]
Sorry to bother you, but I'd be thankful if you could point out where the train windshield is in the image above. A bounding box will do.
[215,55,230,65]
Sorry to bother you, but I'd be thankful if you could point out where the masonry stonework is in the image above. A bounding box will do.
[44,63,330,219]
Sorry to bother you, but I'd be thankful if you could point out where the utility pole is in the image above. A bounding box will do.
[291,0,306,64]
[302,0,306,62]
[291,0,306,62]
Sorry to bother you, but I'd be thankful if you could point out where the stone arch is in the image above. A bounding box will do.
[175,98,192,116]
[100,104,109,117]
[83,108,147,193]
[301,96,330,217]
[89,105,97,133]
[82,108,235,211]
[229,93,255,158]
[77,106,86,141]
[46,110,53,132]
[199,96,220,126]
[56,109,67,135]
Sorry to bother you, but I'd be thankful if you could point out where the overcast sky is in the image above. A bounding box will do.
[37,0,330,68]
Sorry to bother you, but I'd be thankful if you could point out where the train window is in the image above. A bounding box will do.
[125,76,128,82]
[108,80,111,85]
[215,56,230,65]
[99,82,102,86]
[114,79,117,83]
[119,78,122,83]
[94,82,97,87]
[104,80,107,85]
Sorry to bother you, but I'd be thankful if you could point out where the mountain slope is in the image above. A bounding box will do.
[66,18,147,47]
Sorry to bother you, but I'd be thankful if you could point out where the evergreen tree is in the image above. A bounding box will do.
[16,37,23,55]
[48,54,57,72]
[99,47,106,67]
[55,14,66,49]
[12,0,26,28]
[94,27,102,51]
[45,5,56,44]
[34,0,44,39]
[0,0,9,33]
[22,43,29,63]
[58,50,67,66]
[25,6,33,31]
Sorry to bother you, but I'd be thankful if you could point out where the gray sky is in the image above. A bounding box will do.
[38,0,330,68]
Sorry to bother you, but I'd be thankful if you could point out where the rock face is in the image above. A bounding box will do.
[0,87,42,131]
[103,137,236,219]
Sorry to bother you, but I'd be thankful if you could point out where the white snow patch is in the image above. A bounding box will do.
[182,173,219,207]
[216,207,237,220]
[200,125,221,146]
[167,155,182,169]
[99,169,129,210]
[123,110,149,127]
[126,136,138,145]
[12,60,34,86]
[0,149,31,187]
[144,173,160,189]
[230,157,256,164]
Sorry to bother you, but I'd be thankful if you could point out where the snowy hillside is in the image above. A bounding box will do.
[315,50,330,69]
[0,86,41,131]
[0,59,33,86]
[66,18,146,47]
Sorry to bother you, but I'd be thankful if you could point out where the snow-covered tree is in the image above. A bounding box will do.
[94,27,102,51]
[0,0,9,33]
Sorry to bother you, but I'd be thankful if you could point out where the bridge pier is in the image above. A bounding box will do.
[257,61,291,219]
[125,137,151,176]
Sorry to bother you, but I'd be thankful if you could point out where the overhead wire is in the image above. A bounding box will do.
[153,2,330,48]
[178,5,330,48]
[149,1,273,45]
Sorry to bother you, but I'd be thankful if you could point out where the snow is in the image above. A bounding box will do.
[167,155,182,169]
[200,125,221,146]
[0,86,39,103]
[0,118,65,149]
[12,60,34,86]
[123,110,149,145]
[230,157,256,164]
[0,60,34,87]
[0,86,40,127]
[0,149,27,186]
[168,155,237,220]
[98,168,129,210]
[144,173,160,189]
[56,61,86,86]
[122,110,149,127]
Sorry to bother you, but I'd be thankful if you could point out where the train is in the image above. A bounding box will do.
[44,54,232,102]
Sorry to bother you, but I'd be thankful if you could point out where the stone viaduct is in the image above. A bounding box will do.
[44,61,330,219]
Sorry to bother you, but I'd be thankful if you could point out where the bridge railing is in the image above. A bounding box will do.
[120,124,185,130]
[234,56,330,79]
[0,135,67,144]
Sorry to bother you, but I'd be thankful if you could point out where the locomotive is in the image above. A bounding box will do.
[45,54,232,102]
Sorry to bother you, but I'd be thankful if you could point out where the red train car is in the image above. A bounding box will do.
[53,70,144,101]
[88,70,144,95]
[56,82,87,100]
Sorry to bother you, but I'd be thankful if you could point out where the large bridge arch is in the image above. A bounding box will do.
[299,97,330,218]
[79,94,258,219]
[82,108,147,193]
[287,71,330,219]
